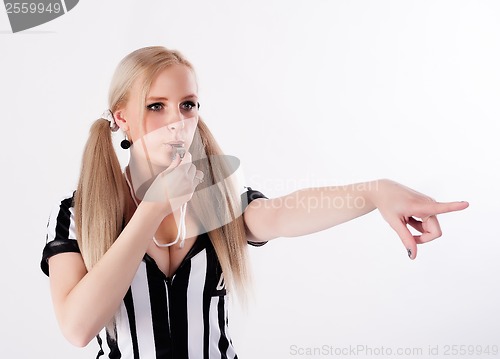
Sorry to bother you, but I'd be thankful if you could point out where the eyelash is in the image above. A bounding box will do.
[147,101,198,112]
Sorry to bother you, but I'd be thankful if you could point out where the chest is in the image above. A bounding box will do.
[146,210,203,278]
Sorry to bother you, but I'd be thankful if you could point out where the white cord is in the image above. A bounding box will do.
[124,169,187,248]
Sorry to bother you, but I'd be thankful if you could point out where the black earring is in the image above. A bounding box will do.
[197,102,200,110]
[121,137,131,149]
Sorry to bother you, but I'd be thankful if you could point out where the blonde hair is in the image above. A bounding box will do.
[73,46,252,338]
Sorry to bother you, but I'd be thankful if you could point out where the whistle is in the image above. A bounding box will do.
[170,143,186,160]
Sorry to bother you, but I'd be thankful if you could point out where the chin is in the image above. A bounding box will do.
[148,154,172,169]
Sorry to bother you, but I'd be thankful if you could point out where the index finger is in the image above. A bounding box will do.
[420,200,469,218]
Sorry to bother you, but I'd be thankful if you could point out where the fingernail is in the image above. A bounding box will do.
[407,248,412,259]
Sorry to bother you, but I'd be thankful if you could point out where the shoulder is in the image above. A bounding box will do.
[240,186,270,246]
[46,190,77,239]
[47,190,77,219]
[41,190,80,276]
[240,186,268,212]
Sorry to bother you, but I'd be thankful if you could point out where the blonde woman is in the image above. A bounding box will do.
[41,46,468,358]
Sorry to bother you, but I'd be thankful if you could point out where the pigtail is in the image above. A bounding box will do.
[74,118,128,340]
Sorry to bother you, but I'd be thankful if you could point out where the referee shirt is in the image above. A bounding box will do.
[41,186,268,359]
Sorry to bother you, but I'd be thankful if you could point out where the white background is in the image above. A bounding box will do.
[1,1,499,358]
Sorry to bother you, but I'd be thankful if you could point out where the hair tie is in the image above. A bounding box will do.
[101,109,120,132]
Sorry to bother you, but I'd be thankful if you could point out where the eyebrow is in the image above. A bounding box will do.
[147,94,198,102]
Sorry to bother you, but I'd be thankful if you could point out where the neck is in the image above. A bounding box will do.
[124,166,188,248]
[125,148,169,204]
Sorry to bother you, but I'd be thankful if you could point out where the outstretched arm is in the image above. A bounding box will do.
[243,178,469,259]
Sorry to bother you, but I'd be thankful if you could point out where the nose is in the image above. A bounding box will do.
[167,118,185,131]
[166,110,185,132]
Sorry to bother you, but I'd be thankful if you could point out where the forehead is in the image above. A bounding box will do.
[148,64,198,97]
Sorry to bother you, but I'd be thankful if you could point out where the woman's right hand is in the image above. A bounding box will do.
[142,151,204,216]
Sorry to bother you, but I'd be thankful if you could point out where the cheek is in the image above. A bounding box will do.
[141,117,171,138]
[185,117,198,130]
[140,125,169,146]
[185,122,198,139]
[144,114,162,129]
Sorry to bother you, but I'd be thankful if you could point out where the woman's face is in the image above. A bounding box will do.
[118,64,199,168]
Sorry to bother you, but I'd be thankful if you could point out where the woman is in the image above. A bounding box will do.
[41,46,468,358]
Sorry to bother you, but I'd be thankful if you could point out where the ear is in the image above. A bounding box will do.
[113,110,129,131]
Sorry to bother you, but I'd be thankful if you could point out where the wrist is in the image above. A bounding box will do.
[363,178,390,210]
[136,200,172,223]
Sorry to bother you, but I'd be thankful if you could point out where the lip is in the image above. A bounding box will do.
[165,141,185,146]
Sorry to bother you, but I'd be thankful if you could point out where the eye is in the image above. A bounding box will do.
[147,102,164,112]
[181,101,198,111]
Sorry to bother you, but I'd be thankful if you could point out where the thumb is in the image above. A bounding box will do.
[389,218,418,260]
[169,152,183,168]
[160,152,182,176]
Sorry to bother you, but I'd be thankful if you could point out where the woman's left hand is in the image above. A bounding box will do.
[367,179,469,260]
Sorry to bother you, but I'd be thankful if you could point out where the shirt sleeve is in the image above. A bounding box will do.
[241,186,269,247]
[40,191,81,277]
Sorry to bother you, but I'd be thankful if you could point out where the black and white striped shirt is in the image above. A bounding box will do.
[41,187,268,358]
